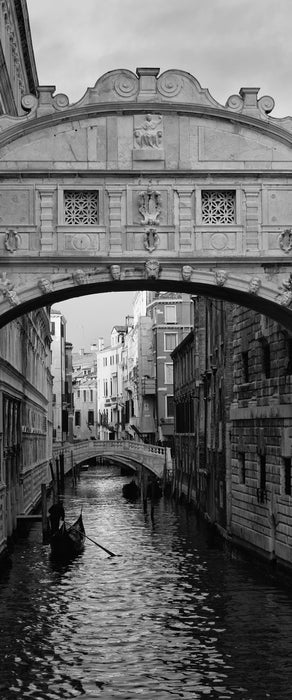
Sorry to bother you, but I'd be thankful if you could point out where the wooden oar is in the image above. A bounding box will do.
[71,528,116,557]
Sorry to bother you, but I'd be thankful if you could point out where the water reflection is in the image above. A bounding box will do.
[0,465,292,698]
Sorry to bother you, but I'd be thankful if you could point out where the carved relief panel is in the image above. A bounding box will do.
[125,184,174,253]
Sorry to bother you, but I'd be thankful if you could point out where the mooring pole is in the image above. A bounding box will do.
[41,483,48,543]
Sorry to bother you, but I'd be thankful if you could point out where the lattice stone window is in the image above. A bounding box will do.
[201,190,236,224]
[64,190,99,224]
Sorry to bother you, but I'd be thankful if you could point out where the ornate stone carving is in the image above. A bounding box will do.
[181,265,193,281]
[134,114,163,149]
[249,277,262,294]
[277,274,292,306]
[157,72,184,98]
[279,229,292,253]
[4,289,20,306]
[4,228,21,253]
[72,269,88,285]
[214,269,228,286]
[110,264,122,280]
[38,278,53,294]
[0,272,14,294]
[145,259,161,279]
[143,227,160,253]
[138,188,162,225]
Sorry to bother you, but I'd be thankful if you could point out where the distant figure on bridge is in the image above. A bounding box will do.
[49,499,65,534]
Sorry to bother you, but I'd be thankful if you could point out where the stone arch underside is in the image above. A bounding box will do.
[1,68,292,328]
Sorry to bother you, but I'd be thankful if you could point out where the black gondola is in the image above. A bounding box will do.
[50,513,85,559]
[122,479,140,500]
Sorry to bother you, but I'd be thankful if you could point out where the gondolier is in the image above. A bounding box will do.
[49,498,65,534]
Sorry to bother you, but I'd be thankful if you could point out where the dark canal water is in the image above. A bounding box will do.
[1,466,292,700]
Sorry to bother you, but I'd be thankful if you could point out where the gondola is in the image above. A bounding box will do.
[122,479,140,500]
[50,512,85,559]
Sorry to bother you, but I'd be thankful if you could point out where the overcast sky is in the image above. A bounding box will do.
[26,0,292,349]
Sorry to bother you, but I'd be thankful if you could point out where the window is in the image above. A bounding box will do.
[238,452,246,484]
[77,390,80,398]
[103,358,107,367]
[110,355,114,365]
[165,363,173,384]
[284,458,292,495]
[75,411,81,426]
[242,351,249,383]
[52,393,56,405]
[103,380,108,397]
[201,190,236,224]
[164,333,177,352]
[88,410,94,426]
[90,390,93,402]
[83,390,87,402]
[165,305,176,324]
[50,322,55,335]
[166,395,174,417]
[64,190,99,224]
[260,455,266,490]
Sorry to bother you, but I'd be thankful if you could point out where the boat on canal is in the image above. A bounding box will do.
[122,479,140,500]
[50,512,85,559]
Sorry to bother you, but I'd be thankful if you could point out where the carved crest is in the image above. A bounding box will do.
[134,114,163,149]
[143,227,160,253]
[4,228,21,253]
[279,229,292,253]
[138,188,162,225]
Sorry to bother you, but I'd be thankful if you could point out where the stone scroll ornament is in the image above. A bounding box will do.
[4,229,21,253]
[277,273,292,306]
[144,259,161,279]
[279,229,292,254]
[134,114,163,149]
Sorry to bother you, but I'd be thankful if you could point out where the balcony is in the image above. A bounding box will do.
[141,377,156,395]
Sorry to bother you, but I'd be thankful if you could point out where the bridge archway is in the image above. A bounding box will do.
[0,68,292,328]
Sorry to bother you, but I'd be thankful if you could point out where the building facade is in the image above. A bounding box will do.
[72,347,97,441]
[0,309,53,554]
[50,309,74,444]
[230,308,292,569]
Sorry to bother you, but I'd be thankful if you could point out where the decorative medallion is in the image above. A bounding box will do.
[145,259,161,279]
[143,227,160,253]
[279,229,292,254]
[138,188,162,225]
[134,114,163,150]
[114,74,138,98]
[214,269,228,286]
[249,277,262,295]
[4,228,21,253]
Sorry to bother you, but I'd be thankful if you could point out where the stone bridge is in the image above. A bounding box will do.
[0,68,292,328]
[53,440,171,481]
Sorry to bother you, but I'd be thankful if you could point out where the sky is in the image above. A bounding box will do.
[26,0,292,349]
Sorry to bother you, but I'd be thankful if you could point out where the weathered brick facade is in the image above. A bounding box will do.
[230,308,292,568]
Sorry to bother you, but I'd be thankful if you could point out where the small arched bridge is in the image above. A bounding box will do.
[53,440,172,481]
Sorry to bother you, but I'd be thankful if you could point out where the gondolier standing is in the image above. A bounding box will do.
[49,499,65,534]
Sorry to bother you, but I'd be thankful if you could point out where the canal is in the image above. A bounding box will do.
[0,465,292,699]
